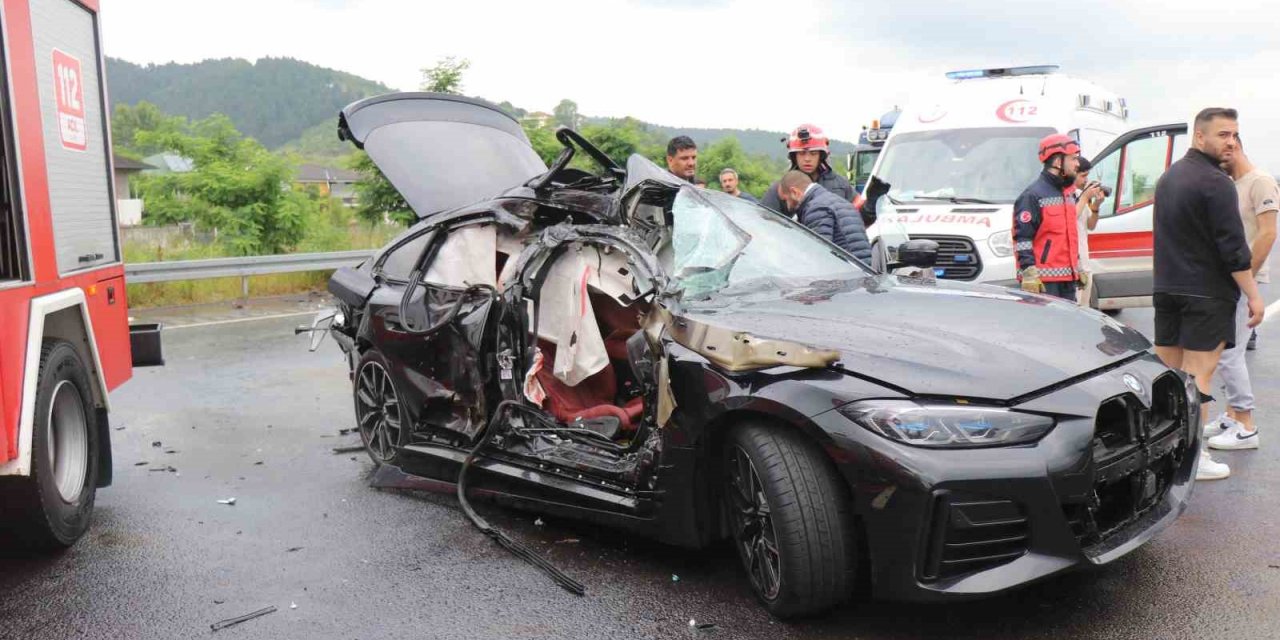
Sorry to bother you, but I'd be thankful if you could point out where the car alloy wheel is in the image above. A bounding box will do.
[355,360,402,464]
[725,444,782,601]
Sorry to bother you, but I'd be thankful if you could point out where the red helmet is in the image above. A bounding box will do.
[787,124,829,154]
[1037,133,1080,163]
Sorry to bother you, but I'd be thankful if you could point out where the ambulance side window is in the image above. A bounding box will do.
[1117,135,1168,213]
[1090,150,1121,219]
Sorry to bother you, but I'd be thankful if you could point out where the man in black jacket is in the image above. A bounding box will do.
[777,170,872,262]
[761,124,854,217]
[1152,107,1264,481]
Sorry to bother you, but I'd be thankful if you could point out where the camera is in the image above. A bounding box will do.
[1086,181,1113,198]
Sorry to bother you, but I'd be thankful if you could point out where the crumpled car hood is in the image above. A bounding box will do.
[682,275,1152,401]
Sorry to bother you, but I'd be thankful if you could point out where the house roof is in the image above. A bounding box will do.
[296,163,360,183]
[142,153,195,173]
[112,154,151,171]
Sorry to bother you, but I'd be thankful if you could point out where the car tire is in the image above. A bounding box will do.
[0,340,100,549]
[723,422,856,618]
[352,349,404,466]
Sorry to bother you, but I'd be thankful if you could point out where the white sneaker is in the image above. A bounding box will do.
[1203,413,1233,439]
[1196,449,1231,481]
[1209,421,1260,450]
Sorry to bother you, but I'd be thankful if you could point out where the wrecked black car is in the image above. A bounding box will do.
[313,92,1199,617]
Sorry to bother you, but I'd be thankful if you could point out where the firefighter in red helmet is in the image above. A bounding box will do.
[1013,133,1087,301]
[761,124,856,217]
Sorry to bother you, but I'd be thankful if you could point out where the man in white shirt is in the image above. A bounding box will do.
[1206,136,1278,451]
[1072,157,1106,308]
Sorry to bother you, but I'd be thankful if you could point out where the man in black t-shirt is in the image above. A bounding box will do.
[1152,107,1264,481]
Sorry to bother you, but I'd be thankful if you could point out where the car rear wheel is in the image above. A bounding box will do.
[0,340,100,549]
[353,350,404,466]
[723,422,857,618]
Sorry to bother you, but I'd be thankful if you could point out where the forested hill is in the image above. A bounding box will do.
[107,56,854,162]
[106,57,391,149]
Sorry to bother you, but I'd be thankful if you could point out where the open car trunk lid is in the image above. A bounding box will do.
[338,92,548,219]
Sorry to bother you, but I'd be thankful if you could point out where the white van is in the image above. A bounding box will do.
[866,65,1185,309]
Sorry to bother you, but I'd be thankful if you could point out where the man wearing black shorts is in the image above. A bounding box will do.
[1153,107,1264,481]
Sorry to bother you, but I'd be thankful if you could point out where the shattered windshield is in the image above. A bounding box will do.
[666,187,868,299]
[876,126,1054,203]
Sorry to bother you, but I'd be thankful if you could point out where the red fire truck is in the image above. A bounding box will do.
[0,0,159,548]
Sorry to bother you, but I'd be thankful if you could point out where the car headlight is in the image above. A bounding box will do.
[987,230,1013,258]
[839,400,1055,448]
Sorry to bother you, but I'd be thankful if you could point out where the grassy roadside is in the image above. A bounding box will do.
[124,218,400,308]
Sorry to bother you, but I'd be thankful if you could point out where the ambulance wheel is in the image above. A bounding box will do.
[0,340,100,549]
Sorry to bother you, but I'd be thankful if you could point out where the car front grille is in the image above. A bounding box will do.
[1067,372,1189,547]
[913,235,982,281]
[922,493,1029,581]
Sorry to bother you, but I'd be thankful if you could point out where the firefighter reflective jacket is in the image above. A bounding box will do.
[1013,170,1080,282]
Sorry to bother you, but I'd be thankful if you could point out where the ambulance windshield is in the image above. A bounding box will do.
[876,127,1055,204]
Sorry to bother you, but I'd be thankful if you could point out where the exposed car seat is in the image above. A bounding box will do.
[590,292,642,362]
[535,342,644,431]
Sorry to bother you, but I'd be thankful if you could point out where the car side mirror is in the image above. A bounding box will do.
[896,239,939,269]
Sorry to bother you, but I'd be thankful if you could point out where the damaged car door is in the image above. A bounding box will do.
[363,218,504,457]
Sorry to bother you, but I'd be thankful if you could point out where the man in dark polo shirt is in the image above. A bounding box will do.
[1153,107,1264,481]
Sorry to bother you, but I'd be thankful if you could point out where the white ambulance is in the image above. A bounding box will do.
[866,65,1186,310]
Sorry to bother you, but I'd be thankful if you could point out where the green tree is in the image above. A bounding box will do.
[523,121,562,166]
[577,117,664,167]
[112,101,187,156]
[553,99,579,129]
[697,137,785,198]
[132,114,310,255]
[420,56,470,94]
[350,150,413,226]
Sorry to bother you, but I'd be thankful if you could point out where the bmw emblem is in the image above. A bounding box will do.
[1123,373,1144,395]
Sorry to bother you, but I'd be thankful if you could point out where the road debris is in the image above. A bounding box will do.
[134,461,148,466]
[290,602,298,610]
[338,428,353,435]
[210,605,276,632]
[286,547,303,553]
[148,465,178,473]
[672,574,680,582]
[331,445,364,454]
[216,498,237,506]
[151,441,162,447]
[534,518,544,527]
[555,538,580,544]
[254,461,265,465]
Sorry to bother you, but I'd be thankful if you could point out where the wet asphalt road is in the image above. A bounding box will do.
[3,296,1280,639]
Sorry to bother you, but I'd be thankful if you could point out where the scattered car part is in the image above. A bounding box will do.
[457,401,585,596]
[210,606,277,632]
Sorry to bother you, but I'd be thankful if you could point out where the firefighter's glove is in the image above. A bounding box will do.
[1077,270,1090,290]
[1019,266,1045,294]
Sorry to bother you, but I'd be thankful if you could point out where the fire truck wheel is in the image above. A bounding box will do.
[0,340,99,549]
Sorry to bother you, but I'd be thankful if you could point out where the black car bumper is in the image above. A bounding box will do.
[812,353,1196,602]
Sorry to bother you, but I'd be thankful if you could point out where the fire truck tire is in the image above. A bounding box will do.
[0,339,100,549]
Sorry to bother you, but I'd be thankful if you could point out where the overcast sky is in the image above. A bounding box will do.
[101,0,1277,169]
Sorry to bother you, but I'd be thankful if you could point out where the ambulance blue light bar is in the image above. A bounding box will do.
[945,65,1060,80]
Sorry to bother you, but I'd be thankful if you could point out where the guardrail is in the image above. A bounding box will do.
[124,250,376,283]
[125,249,376,297]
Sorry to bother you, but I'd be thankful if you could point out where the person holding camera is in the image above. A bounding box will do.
[1012,134,1085,301]
[1074,157,1109,307]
